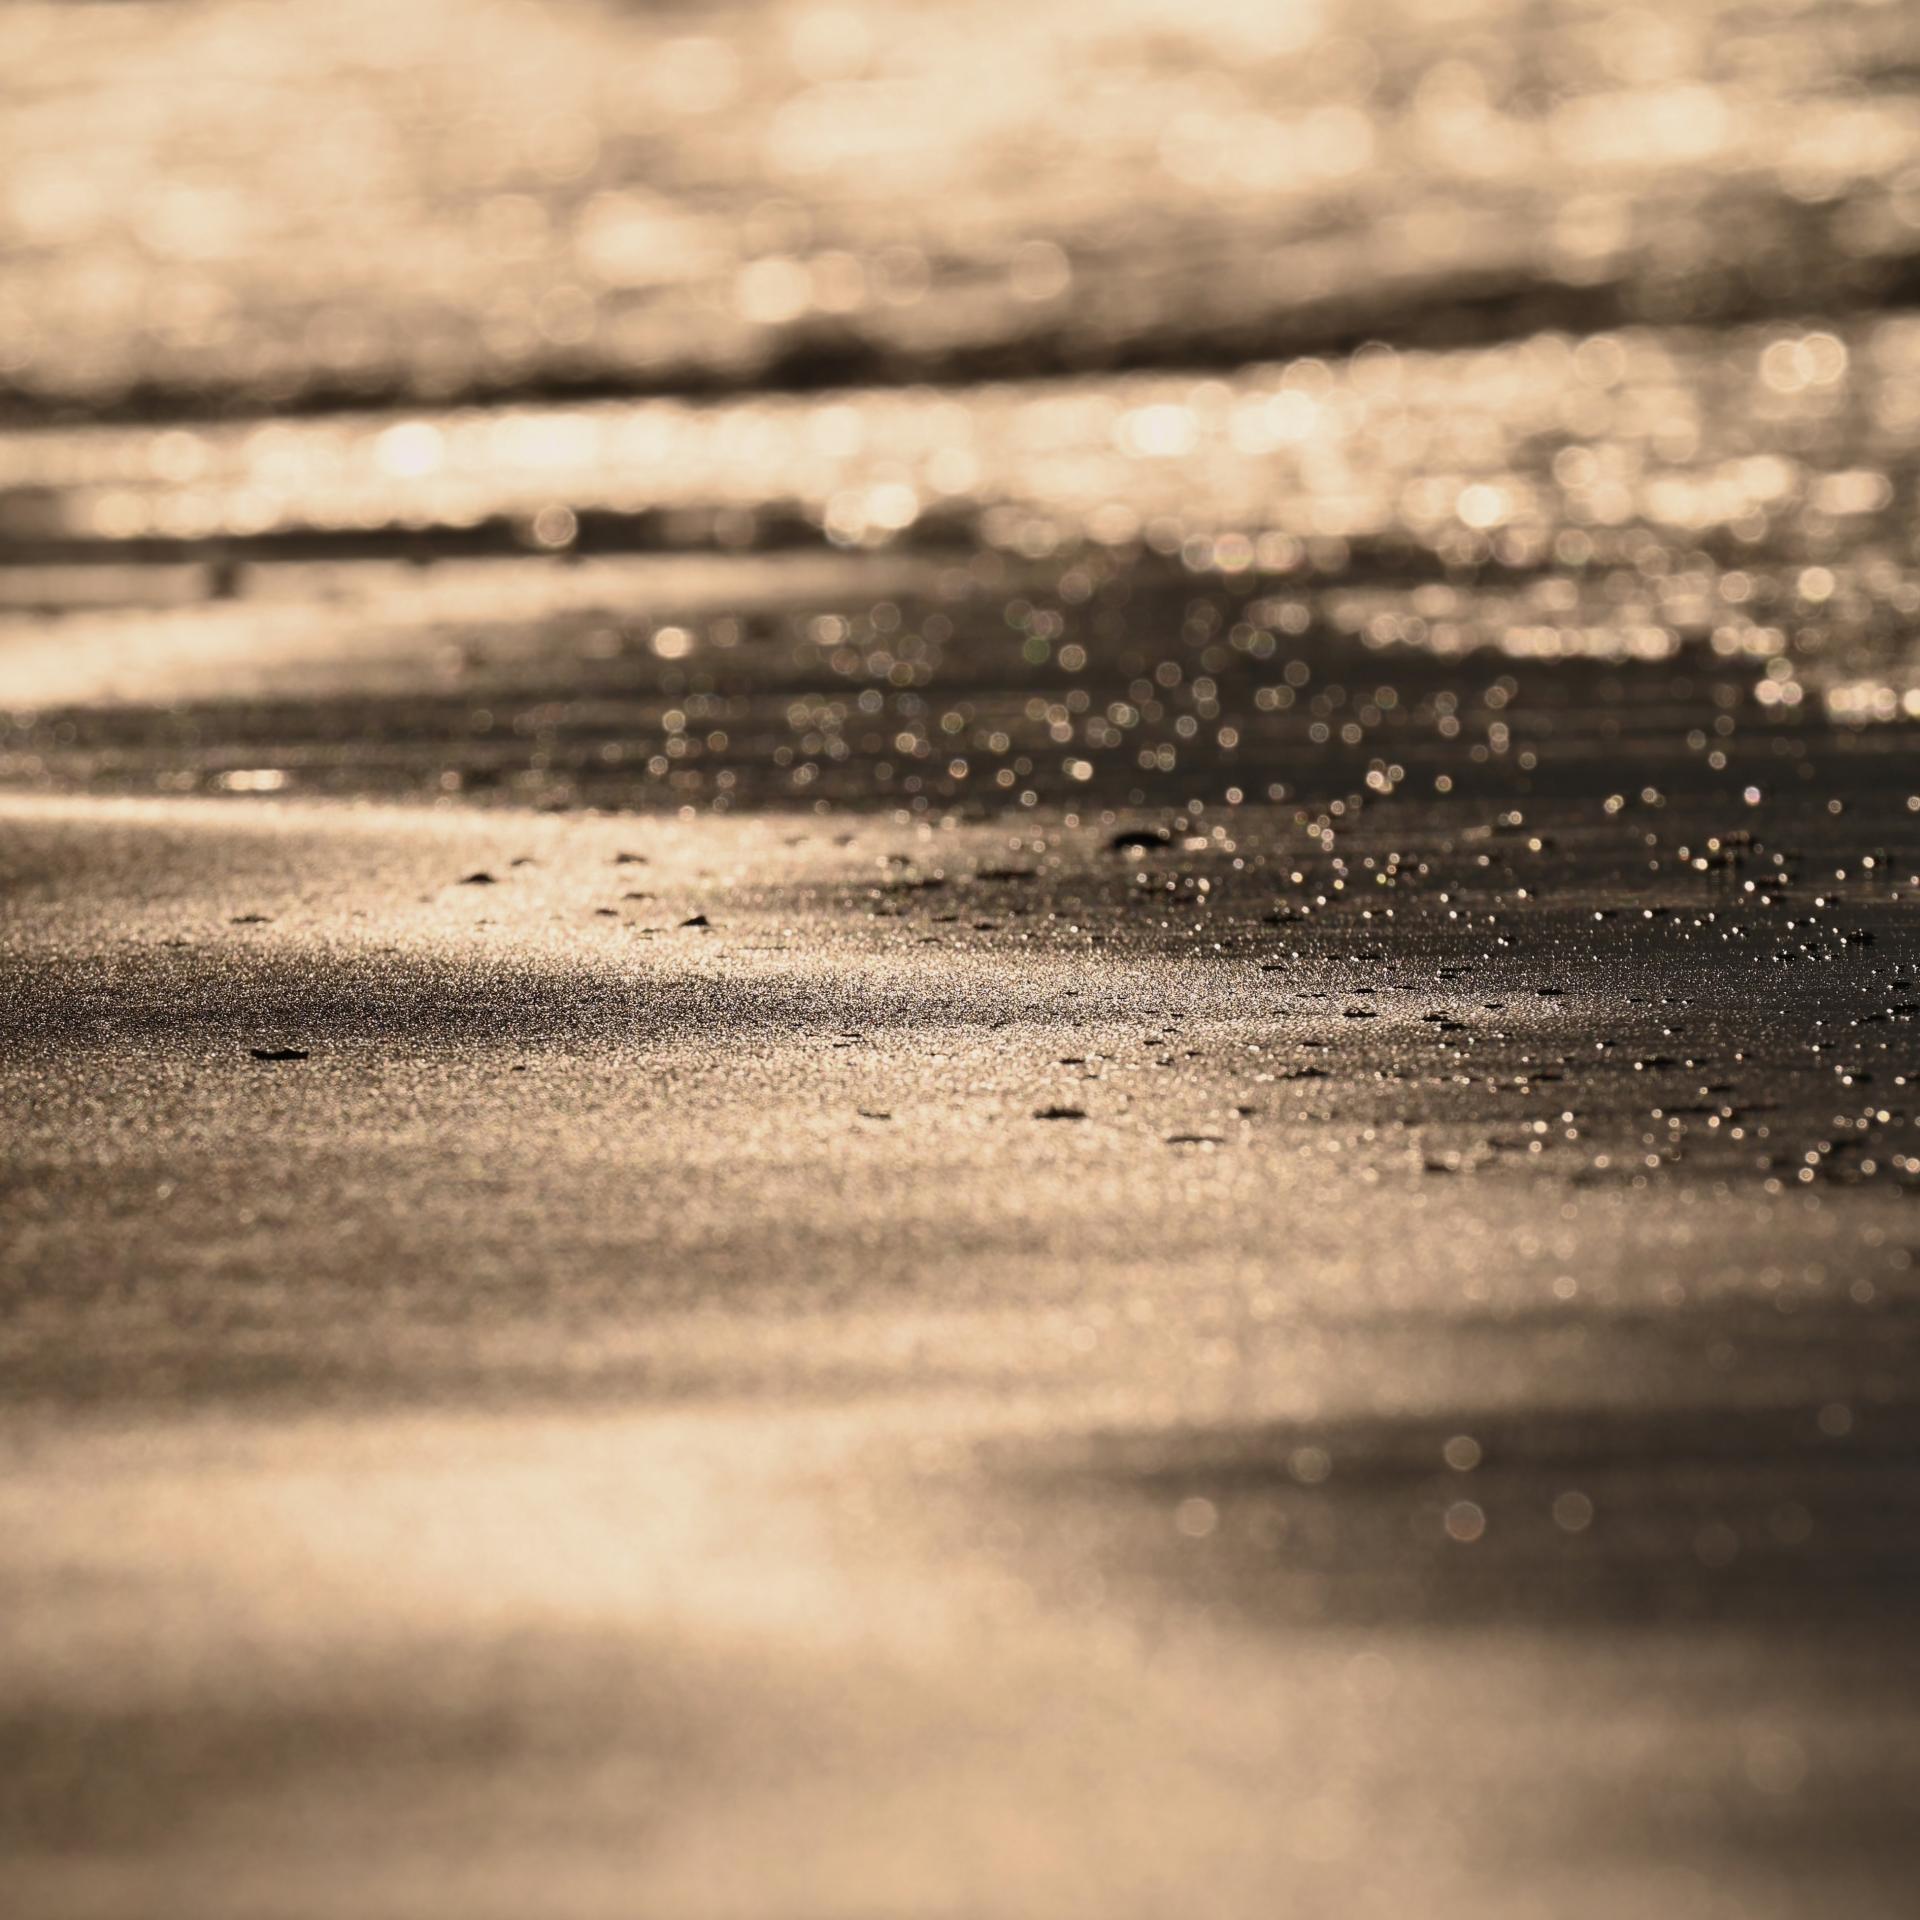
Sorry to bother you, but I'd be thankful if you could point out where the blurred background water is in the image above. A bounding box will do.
[5,0,1920,783]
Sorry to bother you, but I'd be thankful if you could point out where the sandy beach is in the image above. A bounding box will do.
[6,760,1919,1917]
[10,0,1920,1909]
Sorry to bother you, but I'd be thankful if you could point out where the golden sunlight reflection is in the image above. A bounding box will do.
[9,317,1920,718]
[4,0,1920,410]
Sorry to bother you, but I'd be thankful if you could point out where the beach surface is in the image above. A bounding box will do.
[6,743,1920,1916]
[8,1,1920,1908]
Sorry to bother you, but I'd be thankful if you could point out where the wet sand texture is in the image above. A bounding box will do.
[6,780,1920,1917]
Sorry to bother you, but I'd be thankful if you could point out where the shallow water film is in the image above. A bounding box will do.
[5,4,1920,1917]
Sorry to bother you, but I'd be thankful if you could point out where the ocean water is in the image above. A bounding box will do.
[4,0,1920,787]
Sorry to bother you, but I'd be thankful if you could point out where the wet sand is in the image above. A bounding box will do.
[6,772,1920,1917]
[10,0,1920,1908]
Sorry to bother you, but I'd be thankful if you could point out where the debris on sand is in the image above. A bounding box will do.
[458,871,497,886]
[1109,828,1171,852]
[249,1047,309,1062]
[1166,1133,1225,1146]
[1033,1104,1087,1120]
[230,913,273,925]
[614,852,648,865]
[681,913,711,927]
